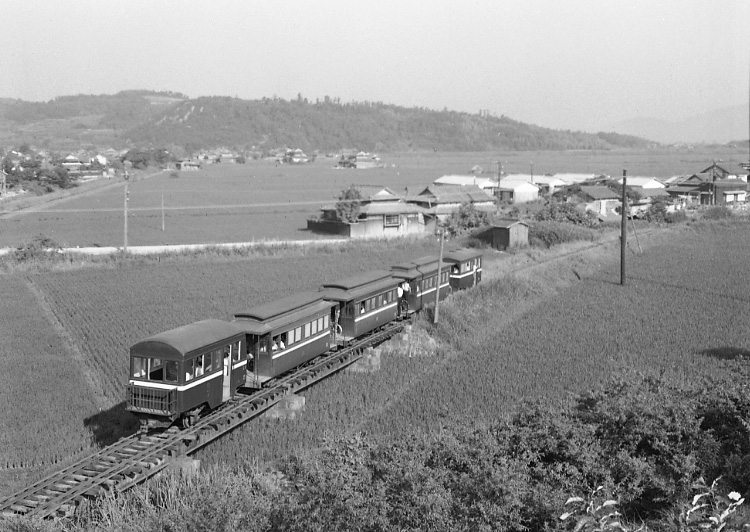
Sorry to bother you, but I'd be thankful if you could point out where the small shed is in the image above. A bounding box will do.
[482,219,529,250]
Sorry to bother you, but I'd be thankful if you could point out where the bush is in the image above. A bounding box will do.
[665,209,688,223]
[443,202,491,235]
[12,234,63,263]
[528,221,596,248]
[702,205,733,220]
[534,201,601,228]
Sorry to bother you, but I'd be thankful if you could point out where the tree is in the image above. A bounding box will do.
[335,186,362,223]
[443,202,491,235]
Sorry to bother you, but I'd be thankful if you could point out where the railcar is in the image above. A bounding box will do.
[443,248,483,290]
[391,255,452,315]
[233,291,337,388]
[321,270,400,343]
[125,250,484,429]
[126,319,247,429]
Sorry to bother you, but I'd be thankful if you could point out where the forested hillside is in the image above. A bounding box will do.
[0,91,653,153]
[129,96,652,153]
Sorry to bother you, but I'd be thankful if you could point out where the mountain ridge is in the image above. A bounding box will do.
[0,91,654,153]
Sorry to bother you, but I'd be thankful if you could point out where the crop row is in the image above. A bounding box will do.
[0,276,97,476]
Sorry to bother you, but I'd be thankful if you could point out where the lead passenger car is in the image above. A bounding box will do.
[126,319,247,429]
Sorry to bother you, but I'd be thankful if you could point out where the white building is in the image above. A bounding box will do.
[496,181,540,204]
[617,176,666,189]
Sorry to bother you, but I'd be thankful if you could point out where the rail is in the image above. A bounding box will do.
[0,321,403,519]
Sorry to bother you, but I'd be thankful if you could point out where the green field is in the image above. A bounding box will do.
[191,221,750,474]
[1,219,749,503]
[0,147,746,248]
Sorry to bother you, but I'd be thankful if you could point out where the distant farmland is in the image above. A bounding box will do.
[0,147,746,248]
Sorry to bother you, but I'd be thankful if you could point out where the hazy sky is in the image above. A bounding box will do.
[1,0,748,132]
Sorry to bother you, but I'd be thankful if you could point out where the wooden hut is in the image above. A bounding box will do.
[482,219,529,250]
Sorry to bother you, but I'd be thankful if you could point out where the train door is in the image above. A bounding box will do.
[222,345,231,402]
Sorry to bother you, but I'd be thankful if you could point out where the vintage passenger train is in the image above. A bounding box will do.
[126,248,483,429]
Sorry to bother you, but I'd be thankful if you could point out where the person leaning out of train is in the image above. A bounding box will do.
[195,355,204,377]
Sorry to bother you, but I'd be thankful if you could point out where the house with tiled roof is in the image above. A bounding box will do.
[433,175,498,196]
[407,185,497,220]
[309,185,431,238]
[578,186,621,217]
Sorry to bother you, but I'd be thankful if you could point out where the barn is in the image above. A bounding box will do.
[481,219,529,250]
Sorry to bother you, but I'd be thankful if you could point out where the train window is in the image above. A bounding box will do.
[233,341,241,362]
[132,357,147,379]
[312,319,319,334]
[185,359,195,382]
[323,315,329,329]
[317,317,324,331]
[360,301,366,314]
[214,350,223,371]
[195,355,205,377]
[165,361,178,383]
[148,359,164,381]
[295,327,302,343]
[304,322,311,337]
[204,353,214,373]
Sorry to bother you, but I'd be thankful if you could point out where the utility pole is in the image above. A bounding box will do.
[433,228,446,325]
[620,170,627,286]
[711,160,717,206]
[123,171,130,252]
[161,187,165,232]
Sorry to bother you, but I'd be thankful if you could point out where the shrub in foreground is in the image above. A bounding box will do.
[24,367,750,532]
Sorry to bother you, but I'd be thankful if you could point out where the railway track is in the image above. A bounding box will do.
[0,322,403,519]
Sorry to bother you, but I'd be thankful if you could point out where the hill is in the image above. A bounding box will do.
[127,96,653,153]
[609,103,750,145]
[0,91,653,153]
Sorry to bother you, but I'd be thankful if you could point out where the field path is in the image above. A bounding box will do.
[23,276,110,411]
[0,169,165,220]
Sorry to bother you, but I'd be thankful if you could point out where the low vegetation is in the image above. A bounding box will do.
[528,220,598,248]
[0,276,98,474]
[3,221,750,530]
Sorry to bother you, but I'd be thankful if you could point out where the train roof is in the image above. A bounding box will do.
[235,291,324,321]
[321,269,397,302]
[443,248,482,263]
[131,319,243,358]
[391,255,449,280]
[232,292,335,335]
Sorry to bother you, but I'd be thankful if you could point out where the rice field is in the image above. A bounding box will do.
[0,146,746,248]
[195,221,750,468]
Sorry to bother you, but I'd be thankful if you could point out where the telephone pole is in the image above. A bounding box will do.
[620,170,627,286]
[123,172,130,252]
[433,228,447,325]
[161,187,165,232]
